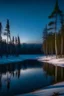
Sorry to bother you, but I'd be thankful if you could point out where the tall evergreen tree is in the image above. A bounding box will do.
[48,0,62,58]
[11,36,15,55]
[15,37,18,56]
[4,19,11,57]
[12,36,14,44]
[17,36,21,55]
[60,13,64,57]
[17,36,20,44]
[5,19,11,43]
[43,25,48,56]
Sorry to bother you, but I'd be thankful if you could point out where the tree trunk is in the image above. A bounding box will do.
[55,14,58,58]
[51,41,53,55]
[61,35,63,57]
[46,40,48,57]
[7,35,8,57]
[60,14,64,57]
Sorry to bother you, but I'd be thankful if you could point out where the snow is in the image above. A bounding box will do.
[38,55,64,67]
[16,82,64,96]
[0,54,42,64]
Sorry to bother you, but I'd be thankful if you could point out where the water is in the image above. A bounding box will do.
[0,59,55,96]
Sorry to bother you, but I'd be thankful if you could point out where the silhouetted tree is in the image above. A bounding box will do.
[48,0,62,58]
[60,13,64,57]
[17,36,21,55]
[15,37,18,56]
[43,25,48,56]
[4,19,11,56]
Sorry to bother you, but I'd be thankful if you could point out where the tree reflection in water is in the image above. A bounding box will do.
[0,61,64,90]
[0,60,56,96]
[43,62,64,83]
[0,62,22,90]
[7,72,11,89]
[0,60,41,90]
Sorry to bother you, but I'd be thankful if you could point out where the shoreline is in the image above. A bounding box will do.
[16,81,64,96]
[0,54,42,64]
[38,55,64,67]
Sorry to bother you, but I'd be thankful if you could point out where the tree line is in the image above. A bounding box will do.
[42,0,64,58]
[0,19,21,57]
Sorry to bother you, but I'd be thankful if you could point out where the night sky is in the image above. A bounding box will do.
[0,0,64,43]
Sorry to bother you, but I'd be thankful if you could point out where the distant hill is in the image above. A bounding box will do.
[21,43,43,54]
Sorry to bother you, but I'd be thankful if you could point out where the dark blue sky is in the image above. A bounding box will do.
[0,0,64,43]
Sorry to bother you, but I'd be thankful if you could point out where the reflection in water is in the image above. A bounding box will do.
[43,62,64,83]
[0,60,55,96]
[7,72,11,89]
[0,63,22,91]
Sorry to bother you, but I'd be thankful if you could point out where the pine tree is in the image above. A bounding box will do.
[15,37,18,56]
[12,36,14,44]
[48,0,62,58]
[5,19,11,43]
[60,13,64,57]
[17,36,21,55]
[12,36,15,55]
[4,19,11,57]
[43,25,48,56]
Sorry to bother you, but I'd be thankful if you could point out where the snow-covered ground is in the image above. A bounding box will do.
[0,54,42,64]
[38,55,64,67]
[16,82,64,96]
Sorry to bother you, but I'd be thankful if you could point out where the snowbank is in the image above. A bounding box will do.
[38,56,64,67]
[16,82,64,96]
